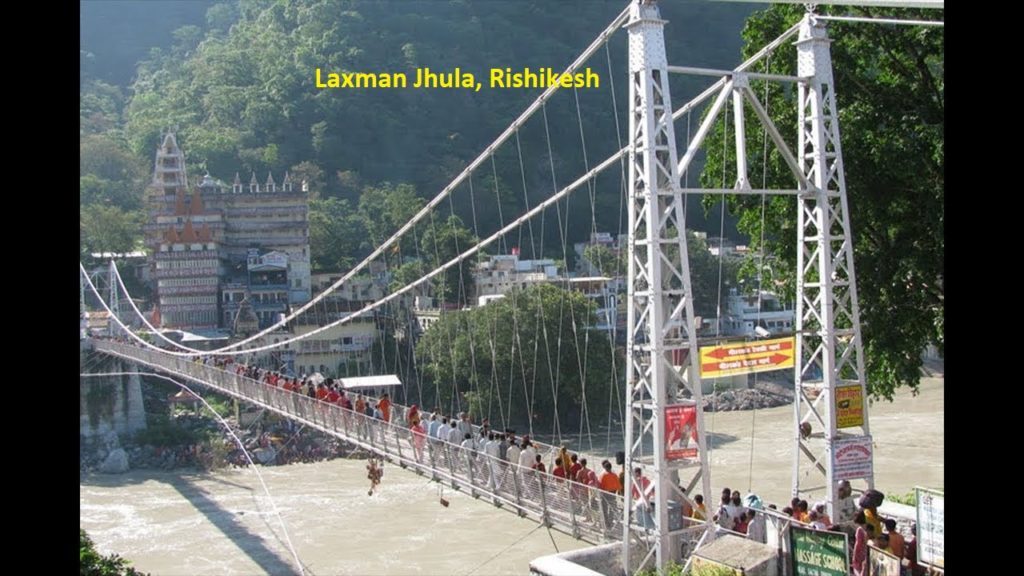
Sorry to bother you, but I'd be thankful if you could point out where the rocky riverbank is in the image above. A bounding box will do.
[701,379,794,412]
[80,412,365,476]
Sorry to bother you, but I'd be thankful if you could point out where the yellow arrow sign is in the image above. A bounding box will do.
[699,337,795,378]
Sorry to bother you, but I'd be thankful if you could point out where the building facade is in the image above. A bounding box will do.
[473,254,559,305]
[717,288,795,338]
[144,131,311,333]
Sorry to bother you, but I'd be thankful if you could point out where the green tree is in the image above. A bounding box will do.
[389,260,428,294]
[701,6,943,398]
[686,233,740,320]
[415,284,617,434]
[80,529,147,576]
[288,161,324,199]
[309,197,367,272]
[80,205,144,257]
[357,182,424,254]
[80,135,147,210]
[79,78,125,135]
[582,243,623,277]
[419,215,478,306]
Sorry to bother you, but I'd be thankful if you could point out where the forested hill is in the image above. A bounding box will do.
[80,0,216,87]
[80,0,753,263]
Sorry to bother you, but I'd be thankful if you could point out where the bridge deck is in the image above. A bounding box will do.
[94,340,628,544]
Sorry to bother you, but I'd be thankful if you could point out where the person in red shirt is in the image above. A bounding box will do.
[576,458,598,486]
[553,456,567,481]
[569,454,582,480]
[532,453,546,473]
[630,467,652,501]
[734,511,749,534]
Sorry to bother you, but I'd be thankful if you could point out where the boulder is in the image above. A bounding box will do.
[99,448,130,474]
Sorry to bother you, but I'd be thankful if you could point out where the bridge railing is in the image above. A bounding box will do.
[94,340,627,544]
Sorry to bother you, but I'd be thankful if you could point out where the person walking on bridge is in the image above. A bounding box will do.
[378,393,392,423]
[411,418,426,463]
[598,460,622,530]
[484,432,503,492]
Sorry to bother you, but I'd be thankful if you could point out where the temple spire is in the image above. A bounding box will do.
[153,130,188,192]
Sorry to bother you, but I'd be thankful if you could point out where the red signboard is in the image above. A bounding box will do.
[665,404,698,460]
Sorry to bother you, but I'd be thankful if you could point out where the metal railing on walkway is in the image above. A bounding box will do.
[94,340,627,544]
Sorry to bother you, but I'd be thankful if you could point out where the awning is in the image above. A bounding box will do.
[338,375,402,390]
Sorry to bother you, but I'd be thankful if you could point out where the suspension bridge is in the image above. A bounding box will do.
[80,1,943,573]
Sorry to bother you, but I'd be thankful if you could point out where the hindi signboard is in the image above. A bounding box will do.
[835,385,864,428]
[830,435,873,481]
[790,525,849,576]
[916,487,944,568]
[699,337,795,378]
[665,403,698,460]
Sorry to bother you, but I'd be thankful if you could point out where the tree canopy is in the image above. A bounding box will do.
[700,6,943,399]
[415,283,618,436]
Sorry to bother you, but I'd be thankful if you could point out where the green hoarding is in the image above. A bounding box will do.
[790,526,849,576]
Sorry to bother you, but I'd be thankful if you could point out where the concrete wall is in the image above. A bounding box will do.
[531,541,645,576]
[692,534,778,576]
[80,359,147,438]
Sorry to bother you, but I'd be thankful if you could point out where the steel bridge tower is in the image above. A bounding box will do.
[622,1,712,572]
[793,12,873,523]
[108,260,122,338]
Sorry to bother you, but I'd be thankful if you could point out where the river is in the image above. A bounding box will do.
[79,376,942,575]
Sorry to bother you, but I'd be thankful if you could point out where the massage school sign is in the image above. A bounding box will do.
[790,525,848,576]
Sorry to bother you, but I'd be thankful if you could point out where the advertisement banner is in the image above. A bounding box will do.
[665,403,698,460]
[830,435,873,481]
[835,385,864,428]
[916,487,944,568]
[699,337,795,378]
[790,525,849,576]
[867,545,901,576]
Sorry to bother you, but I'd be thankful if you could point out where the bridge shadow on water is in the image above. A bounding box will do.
[82,469,302,576]
[162,474,301,576]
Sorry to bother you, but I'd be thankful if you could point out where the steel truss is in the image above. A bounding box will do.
[622,2,711,572]
[623,6,873,572]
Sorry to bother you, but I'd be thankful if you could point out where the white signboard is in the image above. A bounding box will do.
[830,435,873,481]
[261,251,289,268]
[916,487,944,568]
